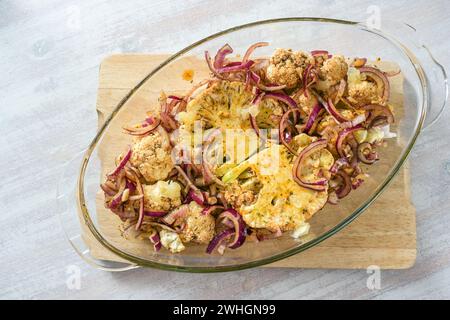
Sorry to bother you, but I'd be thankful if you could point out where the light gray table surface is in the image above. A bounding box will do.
[1,0,450,300]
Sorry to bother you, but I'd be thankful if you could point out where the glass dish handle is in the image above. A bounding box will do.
[364,21,448,129]
[57,149,139,272]
[420,44,448,129]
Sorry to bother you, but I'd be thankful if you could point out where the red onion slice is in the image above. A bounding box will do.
[202,129,225,187]
[359,66,390,104]
[123,118,161,136]
[161,204,189,225]
[144,211,167,218]
[107,148,132,177]
[213,43,233,69]
[302,103,322,133]
[242,42,269,63]
[362,104,394,126]
[357,142,379,164]
[264,92,298,109]
[135,181,145,230]
[204,51,225,79]
[108,176,127,209]
[311,50,329,56]
[167,95,182,101]
[206,229,234,254]
[217,209,246,249]
[100,183,116,196]
[187,189,205,206]
[292,139,329,191]
[249,71,286,91]
[334,79,347,105]
[279,108,302,154]
[334,171,352,199]
[216,60,254,73]
[149,231,162,252]
[319,95,349,124]
[336,124,363,158]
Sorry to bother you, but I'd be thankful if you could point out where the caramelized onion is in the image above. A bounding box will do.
[292,139,329,191]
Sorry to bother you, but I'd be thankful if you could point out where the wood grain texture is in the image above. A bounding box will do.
[1,0,450,300]
[91,54,416,269]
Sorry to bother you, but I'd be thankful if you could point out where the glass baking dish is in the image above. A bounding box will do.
[57,18,447,272]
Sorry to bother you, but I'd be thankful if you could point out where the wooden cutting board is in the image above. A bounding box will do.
[92,54,416,269]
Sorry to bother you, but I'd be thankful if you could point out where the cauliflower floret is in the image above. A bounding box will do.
[130,131,174,183]
[346,67,383,107]
[226,144,328,232]
[179,201,215,244]
[224,181,257,208]
[313,55,349,98]
[295,92,318,115]
[266,49,314,88]
[160,230,185,253]
[143,180,181,212]
[347,80,382,107]
[320,55,348,84]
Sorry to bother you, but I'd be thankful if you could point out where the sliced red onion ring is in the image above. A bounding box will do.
[336,124,363,158]
[303,103,322,133]
[204,51,225,79]
[279,108,302,154]
[108,176,126,209]
[144,211,167,218]
[292,139,329,191]
[363,104,394,126]
[187,189,205,206]
[175,165,200,193]
[264,92,298,109]
[213,43,233,69]
[100,183,116,196]
[359,66,390,104]
[216,60,254,73]
[149,231,162,252]
[123,118,161,136]
[357,142,379,164]
[249,115,261,137]
[161,204,189,225]
[135,180,145,230]
[206,229,234,254]
[107,148,132,177]
[321,96,349,124]
[242,42,269,63]
[249,71,286,91]
[334,171,352,199]
[167,95,182,101]
[125,180,136,193]
[311,50,329,56]
[217,209,246,249]
[301,64,318,98]
[202,129,225,187]
[334,79,347,104]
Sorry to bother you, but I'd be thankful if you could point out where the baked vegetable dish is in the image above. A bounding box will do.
[100,42,397,254]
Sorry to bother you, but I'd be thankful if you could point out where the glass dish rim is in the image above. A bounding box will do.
[77,17,427,272]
